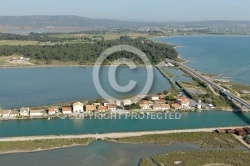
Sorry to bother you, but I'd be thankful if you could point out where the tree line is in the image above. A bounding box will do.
[0,36,178,64]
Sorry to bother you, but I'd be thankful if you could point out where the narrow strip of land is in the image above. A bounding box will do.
[0,126,248,142]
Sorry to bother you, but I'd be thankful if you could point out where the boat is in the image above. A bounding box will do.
[48,117,51,120]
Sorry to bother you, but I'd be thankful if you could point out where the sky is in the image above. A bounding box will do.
[1,0,250,22]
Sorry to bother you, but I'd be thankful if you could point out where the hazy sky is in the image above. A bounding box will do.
[1,0,250,21]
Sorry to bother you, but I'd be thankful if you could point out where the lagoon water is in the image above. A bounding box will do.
[0,111,250,137]
[0,67,171,109]
[0,141,214,166]
[155,36,250,84]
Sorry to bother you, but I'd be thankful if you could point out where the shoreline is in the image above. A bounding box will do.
[0,126,249,154]
[0,126,248,142]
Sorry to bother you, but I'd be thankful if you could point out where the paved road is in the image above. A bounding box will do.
[166,59,250,110]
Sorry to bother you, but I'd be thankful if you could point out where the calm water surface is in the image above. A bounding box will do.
[155,36,250,84]
[0,111,249,137]
[0,66,171,109]
[0,141,238,166]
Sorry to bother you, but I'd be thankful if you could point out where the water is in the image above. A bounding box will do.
[155,36,250,84]
[0,111,249,137]
[0,141,212,166]
[0,66,171,109]
[168,68,193,82]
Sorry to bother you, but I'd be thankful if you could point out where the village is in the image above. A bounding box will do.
[0,92,195,119]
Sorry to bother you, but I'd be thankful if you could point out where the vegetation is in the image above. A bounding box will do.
[0,36,178,65]
[243,135,250,144]
[157,66,179,96]
[125,103,140,110]
[0,138,94,153]
[139,158,153,166]
[111,132,240,149]
[151,151,250,166]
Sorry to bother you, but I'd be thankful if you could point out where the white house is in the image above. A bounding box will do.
[151,95,160,101]
[30,110,44,116]
[9,111,19,117]
[62,107,72,114]
[107,104,117,112]
[73,102,84,113]
[48,108,56,115]
[152,104,162,110]
[122,99,132,106]
[139,104,151,110]
[98,106,108,112]
[176,96,190,108]
[20,107,30,116]
[2,110,11,117]
[115,100,121,106]
[161,104,170,111]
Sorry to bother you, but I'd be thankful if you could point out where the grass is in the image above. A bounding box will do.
[0,40,38,46]
[0,138,94,153]
[111,132,241,149]
[139,158,154,166]
[151,150,250,166]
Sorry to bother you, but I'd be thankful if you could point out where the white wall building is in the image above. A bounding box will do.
[20,107,30,116]
[30,110,44,116]
[122,99,132,106]
[73,102,84,113]
[139,104,151,110]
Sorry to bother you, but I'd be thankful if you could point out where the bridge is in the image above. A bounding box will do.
[165,59,250,110]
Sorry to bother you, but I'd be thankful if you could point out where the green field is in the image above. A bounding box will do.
[111,132,240,149]
[0,138,94,153]
[150,150,250,166]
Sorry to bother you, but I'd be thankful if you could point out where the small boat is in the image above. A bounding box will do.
[145,112,150,115]
[48,117,51,120]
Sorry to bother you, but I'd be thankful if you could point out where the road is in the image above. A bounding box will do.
[166,59,250,110]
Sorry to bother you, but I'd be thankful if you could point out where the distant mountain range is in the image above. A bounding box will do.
[0,15,250,30]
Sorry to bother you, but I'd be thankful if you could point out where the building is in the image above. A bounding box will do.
[139,104,151,110]
[9,110,19,117]
[20,107,30,116]
[30,110,44,116]
[235,128,246,136]
[154,100,165,104]
[98,106,108,112]
[73,102,84,113]
[2,110,11,117]
[85,105,97,112]
[161,104,170,111]
[176,96,190,108]
[151,95,160,101]
[139,100,154,106]
[48,108,56,115]
[115,101,121,107]
[152,104,170,111]
[152,104,162,110]
[122,99,132,106]
[159,94,167,100]
[62,107,72,114]
[171,103,182,109]
[107,104,117,112]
